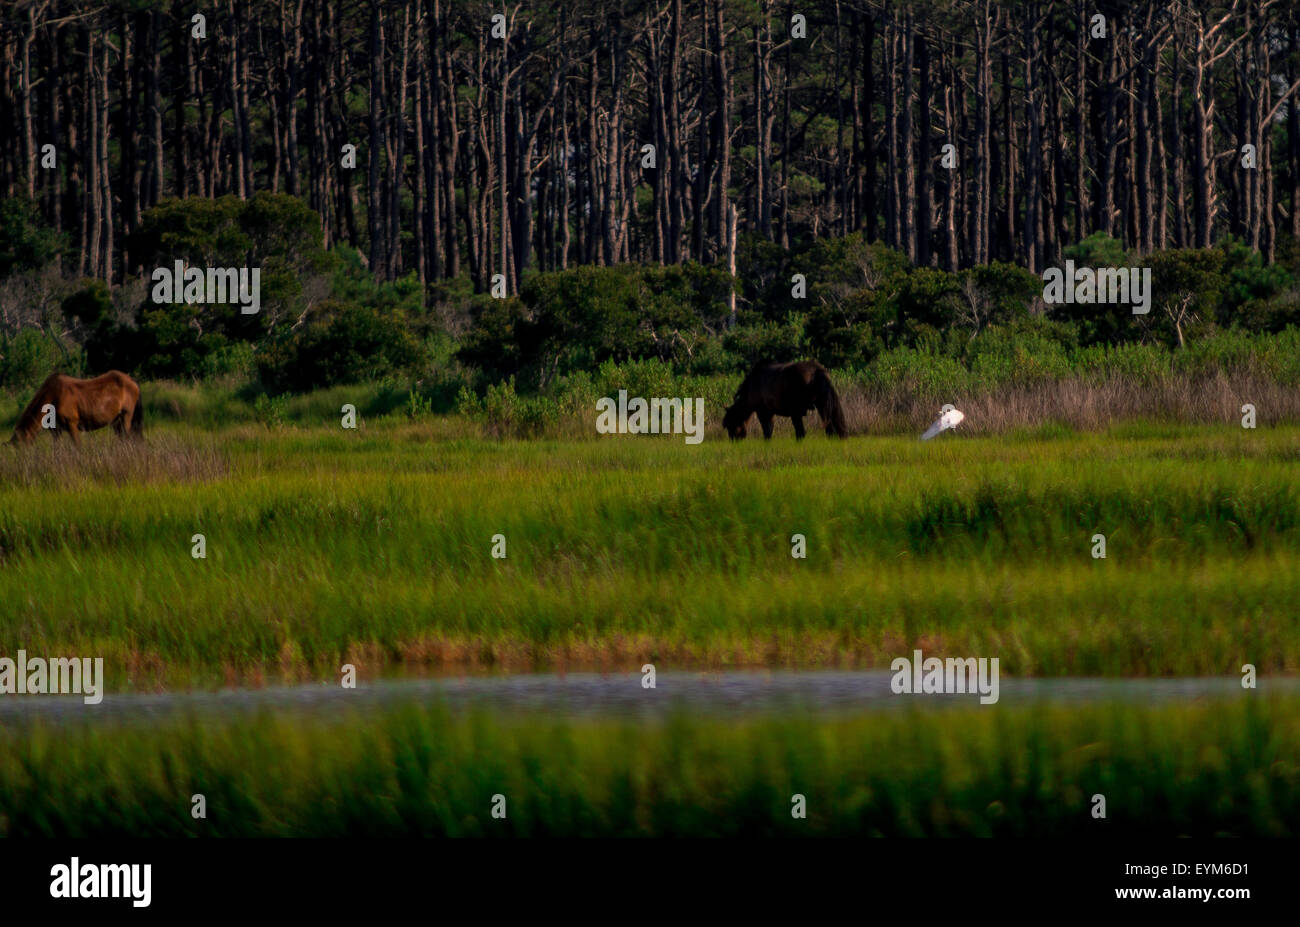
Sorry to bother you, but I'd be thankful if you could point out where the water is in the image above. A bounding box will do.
[1,670,1290,725]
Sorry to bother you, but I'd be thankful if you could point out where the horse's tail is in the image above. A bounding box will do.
[815,368,848,438]
[131,391,144,437]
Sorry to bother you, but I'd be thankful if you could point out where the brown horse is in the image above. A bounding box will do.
[722,360,848,439]
[8,371,144,446]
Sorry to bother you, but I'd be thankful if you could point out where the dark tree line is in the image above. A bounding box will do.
[2,0,1300,296]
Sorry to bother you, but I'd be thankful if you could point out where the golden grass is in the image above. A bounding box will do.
[840,371,1300,436]
[0,431,227,487]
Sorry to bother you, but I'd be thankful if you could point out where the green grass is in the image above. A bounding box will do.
[2,697,1296,836]
[1,420,1297,687]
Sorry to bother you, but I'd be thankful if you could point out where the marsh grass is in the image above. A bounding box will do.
[414,370,1300,440]
[1,697,1295,836]
[839,370,1300,436]
[0,431,227,488]
[7,364,1296,441]
[0,425,1297,685]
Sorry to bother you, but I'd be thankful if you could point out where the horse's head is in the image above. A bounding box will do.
[8,414,39,446]
[722,403,749,440]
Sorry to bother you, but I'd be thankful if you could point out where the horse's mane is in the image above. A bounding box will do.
[733,359,774,403]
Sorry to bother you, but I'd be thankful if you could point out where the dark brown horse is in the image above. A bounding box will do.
[722,360,847,439]
[8,371,144,446]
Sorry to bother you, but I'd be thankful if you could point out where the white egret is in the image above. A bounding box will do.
[921,405,964,440]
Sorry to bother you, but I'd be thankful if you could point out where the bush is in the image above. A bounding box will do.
[252,392,289,428]
[455,295,531,384]
[1073,342,1171,385]
[126,193,328,379]
[405,389,434,420]
[722,314,809,367]
[968,324,1073,387]
[200,342,257,381]
[864,346,969,400]
[1063,232,1131,267]
[257,299,426,393]
[1263,327,1300,385]
[1216,241,1296,332]
[0,328,81,392]
[454,384,483,418]
[957,262,1041,333]
[0,197,63,280]
[480,377,563,437]
[458,263,733,388]
[60,279,137,374]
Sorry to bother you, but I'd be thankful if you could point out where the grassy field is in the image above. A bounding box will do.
[1,417,1297,688]
[2,696,1296,836]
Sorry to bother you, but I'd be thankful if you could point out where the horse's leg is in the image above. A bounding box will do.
[759,412,775,439]
[792,415,806,439]
[64,417,82,447]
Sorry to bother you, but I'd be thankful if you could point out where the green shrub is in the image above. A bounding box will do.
[0,196,63,279]
[200,341,257,381]
[968,324,1073,388]
[405,389,434,420]
[1062,232,1131,267]
[454,384,483,418]
[483,377,521,433]
[0,328,81,392]
[458,263,732,388]
[1073,342,1171,385]
[1261,327,1300,385]
[864,346,969,399]
[258,300,426,393]
[722,314,809,366]
[252,392,289,428]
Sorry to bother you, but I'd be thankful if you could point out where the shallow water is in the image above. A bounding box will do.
[1,670,1293,725]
